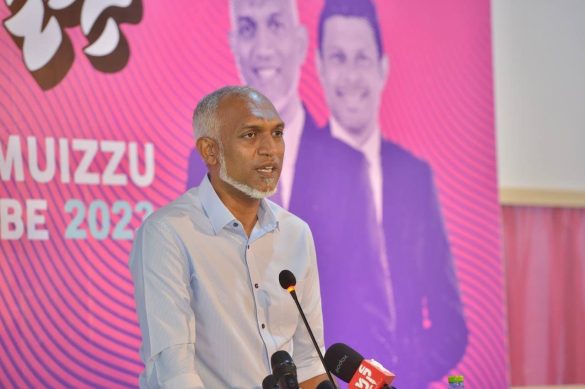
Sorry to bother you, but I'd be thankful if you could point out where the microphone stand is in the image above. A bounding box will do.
[289,289,336,387]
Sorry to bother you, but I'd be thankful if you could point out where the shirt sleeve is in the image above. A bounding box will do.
[291,226,327,383]
[129,218,204,388]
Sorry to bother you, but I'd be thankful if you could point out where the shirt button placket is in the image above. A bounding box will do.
[245,241,265,334]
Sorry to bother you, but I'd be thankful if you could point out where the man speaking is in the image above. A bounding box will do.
[130,86,327,388]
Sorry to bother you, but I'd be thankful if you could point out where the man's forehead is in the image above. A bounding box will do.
[231,0,296,21]
[219,91,260,107]
[219,93,281,121]
[322,16,376,47]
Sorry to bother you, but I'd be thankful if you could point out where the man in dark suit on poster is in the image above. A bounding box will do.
[316,0,469,387]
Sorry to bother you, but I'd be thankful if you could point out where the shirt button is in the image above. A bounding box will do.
[261,323,266,329]
[247,245,250,249]
[254,283,259,289]
[233,222,238,227]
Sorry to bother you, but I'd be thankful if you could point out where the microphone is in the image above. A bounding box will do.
[279,270,336,387]
[324,343,396,389]
[316,380,336,389]
[271,350,299,389]
[279,269,297,292]
[262,374,278,389]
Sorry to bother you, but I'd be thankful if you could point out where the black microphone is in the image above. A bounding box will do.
[262,373,278,389]
[324,343,363,383]
[279,269,297,291]
[279,270,336,387]
[316,379,336,389]
[324,343,396,389]
[271,350,299,389]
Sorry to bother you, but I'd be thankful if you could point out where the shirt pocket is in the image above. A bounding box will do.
[268,281,303,344]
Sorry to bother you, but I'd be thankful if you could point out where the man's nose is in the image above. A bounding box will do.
[252,25,276,58]
[258,133,280,156]
[341,60,365,82]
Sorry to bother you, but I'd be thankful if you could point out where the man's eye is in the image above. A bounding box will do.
[328,52,345,65]
[244,132,256,138]
[238,20,256,39]
[269,20,284,32]
[356,53,374,67]
[273,129,284,137]
[268,15,285,32]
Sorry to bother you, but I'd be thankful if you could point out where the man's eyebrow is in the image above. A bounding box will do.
[268,12,284,20]
[237,16,254,25]
[240,119,285,129]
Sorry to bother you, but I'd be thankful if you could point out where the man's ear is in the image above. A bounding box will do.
[296,24,309,63]
[380,54,390,85]
[315,49,324,84]
[196,137,220,166]
[228,29,236,59]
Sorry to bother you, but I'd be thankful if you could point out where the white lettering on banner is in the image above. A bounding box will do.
[0,199,24,239]
[27,199,48,240]
[101,140,127,186]
[73,138,99,185]
[128,142,154,187]
[0,135,155,187]
[59,137,70,183]
[28,136,56,183]
[0,198,48,240]
[64,199,153,240]
[0,135,24,181]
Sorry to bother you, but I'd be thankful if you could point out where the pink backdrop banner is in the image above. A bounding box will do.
[1,1,507,387]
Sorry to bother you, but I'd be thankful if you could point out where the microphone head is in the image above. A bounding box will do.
[262,374,278,389]
[271,350,297,384]
[316,380,336,389]
[279,270,296,290]
[271,350,294,367]
[324,343,364,382]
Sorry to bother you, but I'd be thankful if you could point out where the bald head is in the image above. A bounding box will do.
[193,85,272,141]
[229,0,299,28]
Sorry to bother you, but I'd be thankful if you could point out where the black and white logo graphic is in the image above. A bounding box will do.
[3,0,142,90]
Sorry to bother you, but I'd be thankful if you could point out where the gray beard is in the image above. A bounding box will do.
[218,148,277,200]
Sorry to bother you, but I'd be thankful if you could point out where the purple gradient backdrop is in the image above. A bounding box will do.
[1,1,506,387]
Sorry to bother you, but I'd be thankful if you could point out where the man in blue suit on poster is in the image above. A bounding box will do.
[186,0,379,326]
[316,0,468,387]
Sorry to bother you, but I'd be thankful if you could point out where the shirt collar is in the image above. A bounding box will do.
[198,175,279,235]
[279,103,305,209]
[257,200,280,234]
[330,117,381,163]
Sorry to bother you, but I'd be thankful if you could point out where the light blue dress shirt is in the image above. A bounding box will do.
[130,176,325,388]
